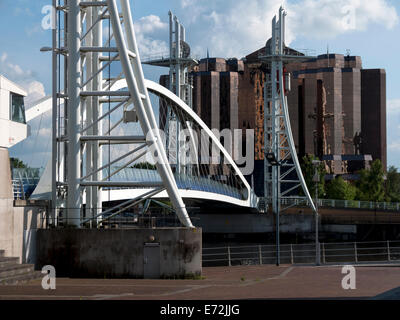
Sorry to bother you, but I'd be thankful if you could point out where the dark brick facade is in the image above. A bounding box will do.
[158,48,387,186]
[190,59,242,132]
[361,69,387,171]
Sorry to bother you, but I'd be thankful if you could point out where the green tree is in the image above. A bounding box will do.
[10,157,27,169]
[131,162,157,170]
[301,154,326,198]
[356,159,385,202]
[385,166,400,202]
[325,176,357,200]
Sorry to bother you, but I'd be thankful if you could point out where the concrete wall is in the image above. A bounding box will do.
[36,228,202,279]
[192,212,315,234]
[1,205,44,264]
[0,147,45,263]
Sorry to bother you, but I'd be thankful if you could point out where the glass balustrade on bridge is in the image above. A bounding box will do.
[101,166,244,200]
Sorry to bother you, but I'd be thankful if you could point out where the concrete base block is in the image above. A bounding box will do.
[36,228,202,279]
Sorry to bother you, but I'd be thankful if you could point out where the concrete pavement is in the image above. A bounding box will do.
[0,264,399,300]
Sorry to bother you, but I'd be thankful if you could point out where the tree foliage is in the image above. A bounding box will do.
[10,157,27,169]
[301,154,326,198]
[131,162,157,170]
[356,159,385,202]
[385,166,400,202]
[299,156,399,203]
[325,176,357,200]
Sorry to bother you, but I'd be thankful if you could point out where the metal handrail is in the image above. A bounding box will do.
[203,240,400,266]
[263,197,400,212]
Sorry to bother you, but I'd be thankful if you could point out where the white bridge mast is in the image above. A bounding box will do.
[262,7,317,262]
[51,0,194,228]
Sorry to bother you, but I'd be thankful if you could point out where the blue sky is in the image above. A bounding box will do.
[1,0,399,168]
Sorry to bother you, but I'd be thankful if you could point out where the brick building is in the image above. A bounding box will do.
[238,49,387,174]
[191,58,241,131]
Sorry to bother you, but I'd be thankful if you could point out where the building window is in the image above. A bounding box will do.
[10,93,26,124]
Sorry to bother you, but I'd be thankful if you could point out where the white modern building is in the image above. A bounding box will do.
[0,75,39,266]
[0,74,30,148]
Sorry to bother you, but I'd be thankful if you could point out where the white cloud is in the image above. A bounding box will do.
[135,15,168,35]
[23,81,46,107]
[0,52,46,109]
[0,52,34,81]
[134,15,169,58]
[175,0,398,58]
[177,0,283,58]
[102,14,169,58]
[286,0,399,40]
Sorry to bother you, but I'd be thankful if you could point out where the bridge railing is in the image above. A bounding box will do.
[202,240,400,267]
[12,179,25,200]
[11,168,43,200]
[51,213,201,229]
[141,52,201,62]
[261,197,400,212]
[104,167,245,200]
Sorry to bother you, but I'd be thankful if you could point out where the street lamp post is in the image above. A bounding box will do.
[312,159,321,266]
[266,152,282,266]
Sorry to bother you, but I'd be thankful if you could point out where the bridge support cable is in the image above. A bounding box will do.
[81,143,147,180]
[81,187,165,225]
